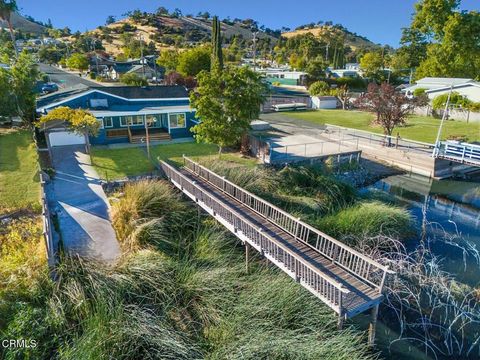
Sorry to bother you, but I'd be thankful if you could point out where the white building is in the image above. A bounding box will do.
[345,63,360,71]
[403,77,476,98]
[311,96,338,109]
[425,82,480,102]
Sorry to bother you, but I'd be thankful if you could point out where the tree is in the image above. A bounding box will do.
[38,107,100,153]
[330,85,350,110]
[38,46,63,64]
[359,51,384,79]
[356,83,413,141]
[305,56,326,81]
[177,46,211,77]
[406,0,480,79]
[156,49,178,72]
[211,16,223,71]
[0,0,18,57]
[0,67,16,120]
[66,53,89,71]
[308,81,330,96]
[190,67,267,154]
[105,15,116,25]
[164,71,185,86]
[10,51,39,122]
[119,72,148,86]
[156,7,169,16]
[432,91,471,110]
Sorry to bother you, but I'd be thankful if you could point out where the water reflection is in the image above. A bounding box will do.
[367,174,480,286]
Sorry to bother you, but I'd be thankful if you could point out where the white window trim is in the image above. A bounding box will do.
[103,117,113,128]
[168,112,187,129]
[119,115,145,127]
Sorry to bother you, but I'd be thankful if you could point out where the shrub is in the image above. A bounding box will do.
[309,80,330,96]
[119,73,148,86]
[413,87,427,97]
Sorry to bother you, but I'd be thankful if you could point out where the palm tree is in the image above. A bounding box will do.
[0,0,18,58]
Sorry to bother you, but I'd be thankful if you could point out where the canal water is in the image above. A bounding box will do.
[361,174,480,359]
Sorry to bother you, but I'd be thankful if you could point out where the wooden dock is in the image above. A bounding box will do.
[160,157,393,343]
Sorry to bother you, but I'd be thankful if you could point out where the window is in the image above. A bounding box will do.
[120,115,144,127]
[103,117,113,128]
[169,113,186,129]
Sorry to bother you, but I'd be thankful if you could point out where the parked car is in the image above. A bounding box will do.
[41,83,59,94]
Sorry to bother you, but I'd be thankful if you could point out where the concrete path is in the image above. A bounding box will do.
[48,145,121,262]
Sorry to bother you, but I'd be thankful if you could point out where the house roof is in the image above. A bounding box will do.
[403,78,477,93]
[425,82,480,94]
[37,85,190,111]
[416,77,474,85]
[92,86,188,99]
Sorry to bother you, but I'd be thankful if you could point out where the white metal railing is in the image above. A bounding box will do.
[161,160,349,314]
[434,141,480,165]
[324,124,435,154]
[182,156,392,293]
[269,137,360,163]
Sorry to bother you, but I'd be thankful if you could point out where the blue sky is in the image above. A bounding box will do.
[17,0,478,46]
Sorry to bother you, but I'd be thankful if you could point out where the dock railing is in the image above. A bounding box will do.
[161,160,349,314]
[434,141,480,165]
[182,156,392,293]
[324,124,435,155]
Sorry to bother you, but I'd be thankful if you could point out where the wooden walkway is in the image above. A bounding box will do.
[160,157,392,335]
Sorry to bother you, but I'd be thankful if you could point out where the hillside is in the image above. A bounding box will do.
[0,12,45,35]
[89,15,278,56]
[282,26,379,50]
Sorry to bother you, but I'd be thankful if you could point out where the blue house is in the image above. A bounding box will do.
[36,86,197,146]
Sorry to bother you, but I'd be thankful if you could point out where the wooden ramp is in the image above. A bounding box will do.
[160,157,392,336]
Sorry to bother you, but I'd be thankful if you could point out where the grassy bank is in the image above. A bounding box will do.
[287,110,480,143]
[0,157,415,359]
[0,129,40,213]
[0,179,377,359]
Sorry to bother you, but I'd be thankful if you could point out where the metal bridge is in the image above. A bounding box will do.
[434,141,480,166]
[160,156,393,344]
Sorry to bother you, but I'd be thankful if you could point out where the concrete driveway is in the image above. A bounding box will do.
[48,145,121,262]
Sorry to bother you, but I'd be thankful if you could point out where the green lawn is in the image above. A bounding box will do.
[91,142,259,180]
[0,129,40,213]
[91,147,155,180]
[287,110,480,143]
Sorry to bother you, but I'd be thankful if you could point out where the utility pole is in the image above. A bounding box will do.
[144,116,151,159]
[433,84,454,157]
[92,39,100,75]
[138,33,146,79]
[325,43,329,62]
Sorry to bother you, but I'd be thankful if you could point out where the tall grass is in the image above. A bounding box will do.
[316,201,413,244]
[1,168,390,359]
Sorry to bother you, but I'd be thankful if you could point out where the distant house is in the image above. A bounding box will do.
[403,77,476,98]
[37,86,197,146]
[345,63,360,71]
[0,63,10,70]
[328,69,361,78]
[258,68,307,86]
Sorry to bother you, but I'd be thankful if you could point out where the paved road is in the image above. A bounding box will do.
[39,63,98,90]
[47,145,121,262]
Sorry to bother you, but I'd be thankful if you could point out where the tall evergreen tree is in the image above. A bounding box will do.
[211,16,223,71]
